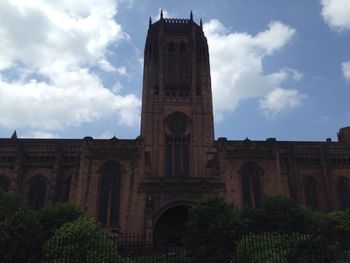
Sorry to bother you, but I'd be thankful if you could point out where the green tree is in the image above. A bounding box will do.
[38,202,81,238]
[0,208,44,263]
[41,216,120,263]
[323,209,350,248]
[251,196,319,233]
[185,195,241,263]
[0,191,26,221]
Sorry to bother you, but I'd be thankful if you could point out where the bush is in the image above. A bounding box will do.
[38,202,81,238]
[185,195,241,263]
[251,196,320,233]
[323,210,350,248]
[0,192,82,263]
[0,208,44,263]
[234,232,349,263]
[42,216,120,263]
[0,191,26,222]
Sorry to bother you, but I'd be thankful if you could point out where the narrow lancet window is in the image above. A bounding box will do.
[98,162,121,227]
[240,162,262,207]
[27,175,47,210]
[304,176,319,210]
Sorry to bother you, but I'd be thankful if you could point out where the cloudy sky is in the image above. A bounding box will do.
[0,0,349,141]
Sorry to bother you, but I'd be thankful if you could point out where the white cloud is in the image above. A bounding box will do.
[0,0,140,131]
[204,19,304,121]
[259,88,306,118]
[342,60,350,80]
[321,0,350,31]
[22,131,61,139]
[286,68,304,81]
[152,9,174,22]
[97,131,114,139]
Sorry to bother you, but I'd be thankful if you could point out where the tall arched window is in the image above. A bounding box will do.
[337,177,350,210]
[98,162,121,227]
[27,175,47,210]
[0,175,9,192]
[304,176,319,210]
[240,162,262,207]
[165,112,190,177]
[166,42,191,96]
[167,42,176,81]
[62,176,72,202]
[179,43,188,81]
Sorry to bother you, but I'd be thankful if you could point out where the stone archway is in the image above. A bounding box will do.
[153,205,190,247]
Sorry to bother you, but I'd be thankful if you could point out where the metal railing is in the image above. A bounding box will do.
[40,231,350,263]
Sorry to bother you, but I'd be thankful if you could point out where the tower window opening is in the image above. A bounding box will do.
[166,42,190,96]
[165,136,190,177]
[179,43,188,81]
[167,43,176,81]
[165,113,190,177]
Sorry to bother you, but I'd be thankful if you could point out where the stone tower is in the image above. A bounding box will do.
[140,11,215,179]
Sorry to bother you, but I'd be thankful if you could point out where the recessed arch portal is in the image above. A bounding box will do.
[153,202,192,246]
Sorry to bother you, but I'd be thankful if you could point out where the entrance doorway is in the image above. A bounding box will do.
[154,205,190,246]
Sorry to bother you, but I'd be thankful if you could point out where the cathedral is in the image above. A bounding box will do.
[1,13,350,237]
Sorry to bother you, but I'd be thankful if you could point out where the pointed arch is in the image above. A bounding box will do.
[27,175,47,210]
[97,161,122,227]
[304,176,319,210]
[240,162,263,207]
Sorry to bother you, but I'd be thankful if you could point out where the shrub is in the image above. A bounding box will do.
[42,216,119,263]
[185,195,241,263]
[251,196,320,233]
[234,232,348,263]
[38,202,81,238]
[0,208,44,263]
[0,191,26,222]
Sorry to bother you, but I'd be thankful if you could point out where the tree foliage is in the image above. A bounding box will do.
[235,232,349,263]
[185,194,241,263]
[0,191,81,263]
[38,202,81,238]
[250,195,320,233]
[0,208,44,263]
[42,216,119,263]
[0,190,26,221]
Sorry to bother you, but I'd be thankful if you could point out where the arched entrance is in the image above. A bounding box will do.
[154,205,190,247]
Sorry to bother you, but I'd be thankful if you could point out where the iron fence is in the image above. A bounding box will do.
[40,231,350,263]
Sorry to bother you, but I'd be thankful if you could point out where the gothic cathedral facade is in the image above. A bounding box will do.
[1,13,350,235]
